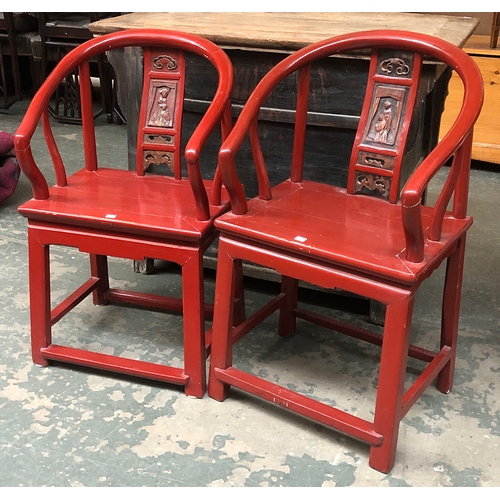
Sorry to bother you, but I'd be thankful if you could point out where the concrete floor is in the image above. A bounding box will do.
[0,97,499,487]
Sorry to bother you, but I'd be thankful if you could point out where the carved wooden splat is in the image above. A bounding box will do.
[348,49,422,203]
[137,47,185,177]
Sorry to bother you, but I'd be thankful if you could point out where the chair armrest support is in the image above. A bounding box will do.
[401,129,475,263]
[184,49,233,220]
[14,137,49,200]
[184,95,231,220]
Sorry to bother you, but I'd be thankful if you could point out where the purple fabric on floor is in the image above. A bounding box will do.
[0,132,20,203]
[0,131,15,156]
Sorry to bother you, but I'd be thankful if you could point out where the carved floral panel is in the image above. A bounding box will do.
[354,172,391,199]
[143,150,175,173]
[150,53,179,73]
[376,51,414,79]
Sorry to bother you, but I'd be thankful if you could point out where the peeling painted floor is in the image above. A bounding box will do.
[1,98,499,488]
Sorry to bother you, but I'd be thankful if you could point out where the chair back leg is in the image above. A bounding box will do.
[437,236,467,394]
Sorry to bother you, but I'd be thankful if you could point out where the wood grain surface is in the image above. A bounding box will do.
[90,12,478,50]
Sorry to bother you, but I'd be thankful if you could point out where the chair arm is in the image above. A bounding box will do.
[184,48,233,164]
[401,129,475,263]
[15,83,67,199]
[183,48,233,220]
[217,96,269,215]
[401,45,483,263]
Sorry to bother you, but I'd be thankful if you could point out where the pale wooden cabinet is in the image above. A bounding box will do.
[440,35,500,164]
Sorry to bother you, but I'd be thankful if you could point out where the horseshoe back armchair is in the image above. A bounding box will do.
[208,30,483,472]
[16,29,234,398]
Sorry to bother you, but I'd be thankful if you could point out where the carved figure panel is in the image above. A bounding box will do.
[354,172,391,199]
[143,150,175,173]
[146,80,178,129]
[363,85,407,148]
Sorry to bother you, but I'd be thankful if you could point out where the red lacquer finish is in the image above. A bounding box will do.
[16,29,235,398]
[208,30,483,472]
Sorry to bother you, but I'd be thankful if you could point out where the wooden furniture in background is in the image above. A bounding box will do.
[35,12,122,123]
[439,34,500,165]
[0,13,22,108]
[90,13,478,196]
[490,12,499,48]
[0,12,38,109]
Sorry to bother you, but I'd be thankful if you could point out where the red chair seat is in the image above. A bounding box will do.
[19,168,230,240]
[215,179,472,284]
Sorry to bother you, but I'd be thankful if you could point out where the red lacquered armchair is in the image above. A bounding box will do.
[16,29,234,398]
[208,30,483,471]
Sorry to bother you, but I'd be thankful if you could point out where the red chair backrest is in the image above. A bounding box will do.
[14,29,234,221]
[217,30,484,261]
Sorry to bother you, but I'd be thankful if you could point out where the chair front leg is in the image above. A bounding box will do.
[182,252,207,398]
[370,294,414,473]
[208,243,238,402]
[28,230,51,366]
